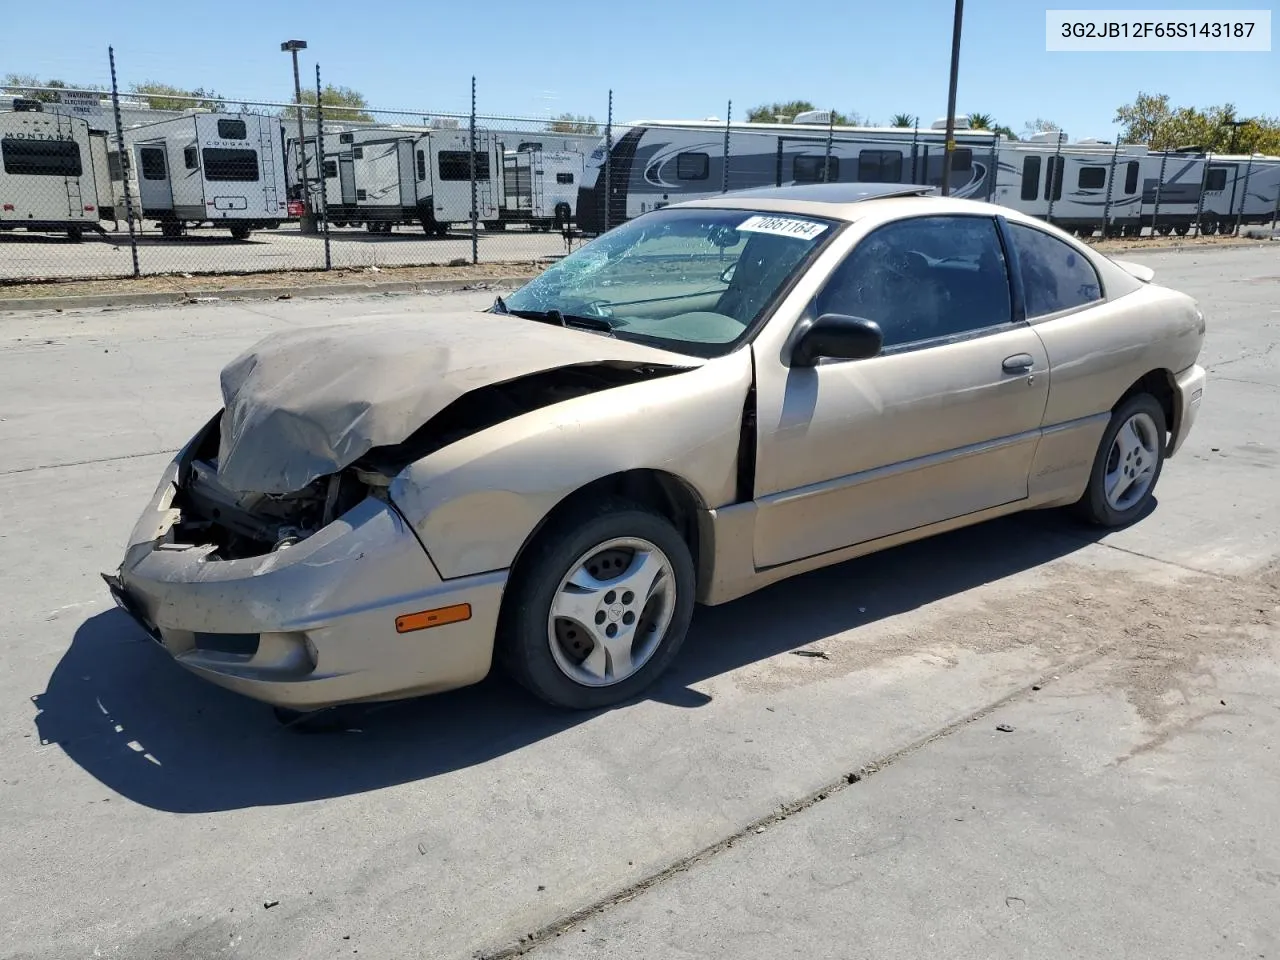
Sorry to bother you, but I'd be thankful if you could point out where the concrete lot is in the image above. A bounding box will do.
[1,247,1277,960]
[0,222,571,280]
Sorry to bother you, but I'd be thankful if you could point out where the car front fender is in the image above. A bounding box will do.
[388,350,754,580]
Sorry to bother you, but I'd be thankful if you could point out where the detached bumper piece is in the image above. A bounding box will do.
[105,457,507,710]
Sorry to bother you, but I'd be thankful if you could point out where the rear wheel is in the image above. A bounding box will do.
[497,500,696,710]
[66,225,83,242]
[229,224,251,241]
[1155,224,1173,236]
[1174,224,1190,236]
[1073,393,1167,528]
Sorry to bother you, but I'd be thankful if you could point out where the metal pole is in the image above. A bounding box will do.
[1102,138,1120,236]
[1152,152,1172,239]
[1195,152,1212,235]
[910,117,919,183]
[722,100,731,193]
[1046,130,1063,223]
[823,109,833,181]
[940,0,964,196]
[1233,155,1253,236]
[107,46,140,278]
[469,76,478,265]
[603,90,613,233]
[775,136,784,187]
[291,50,316,235]
[315,64,331,269]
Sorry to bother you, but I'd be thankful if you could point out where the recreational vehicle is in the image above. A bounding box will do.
[123,113,288,238]
[575,116,1000,234]
[286,126,501,235]
[0,108,105,240]
[491,146,583,231]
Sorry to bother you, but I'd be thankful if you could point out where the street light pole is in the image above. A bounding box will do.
[281,39,316,235]
[940,0,964,196]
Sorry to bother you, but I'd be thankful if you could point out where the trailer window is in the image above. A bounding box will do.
[2,138,83,177]
[857,149,903,183]
[1124,160,1139,194]
[556,171,575,185]
[107,150,126,180]
[518,141,543,152]
[217,119,247,140]
[323,159,338,178]
[140,148,167,180]
[1044,155,1065,201]
[184,146,198,170]
[340,133,354,144]
[951,148,972,172]
[1078,167,1106,189]
[202,148,259,181]
[438,150,491,181]
[675,152,709,180]
[794,154,839,183]
[416,150,426,181]
[1020,156,1041,200]
[1206,167,1228,191]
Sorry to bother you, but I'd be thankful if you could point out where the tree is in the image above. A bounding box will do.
[298,84,373,122]
[890,113,917,128]
[547,113,600,135]
[130,81,225,112]
[1022,117,1061,138]
[1114,91,1280,153]
[991,124,1018,141]
[967,112,994,130]
[745,101,859,125]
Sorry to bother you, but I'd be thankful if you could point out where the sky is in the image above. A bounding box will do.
[3,0,1276,139]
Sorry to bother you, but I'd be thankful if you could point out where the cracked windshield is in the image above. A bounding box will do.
[502,207,835,354]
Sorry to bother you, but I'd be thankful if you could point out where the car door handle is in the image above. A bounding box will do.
[1002,354,1035,373]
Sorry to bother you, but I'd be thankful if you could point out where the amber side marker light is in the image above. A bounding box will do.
[396,603,472,634]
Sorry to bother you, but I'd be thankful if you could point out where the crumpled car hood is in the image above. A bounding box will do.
[214,309,703,494]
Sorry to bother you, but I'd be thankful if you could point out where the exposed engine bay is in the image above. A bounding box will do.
[171,363,682,560]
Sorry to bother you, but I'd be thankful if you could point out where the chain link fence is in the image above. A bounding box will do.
[3,51,1279,287]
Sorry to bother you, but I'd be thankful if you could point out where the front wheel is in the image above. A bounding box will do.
[1073,393,1167,527]
[497,501,696,710]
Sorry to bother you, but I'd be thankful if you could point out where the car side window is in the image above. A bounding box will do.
[1007,222,1103,318]
[815,215,1013,349]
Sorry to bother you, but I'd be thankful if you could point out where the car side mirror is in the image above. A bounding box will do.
[791,313,884,366]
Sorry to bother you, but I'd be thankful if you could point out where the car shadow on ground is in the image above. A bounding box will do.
[33,506,1130,813]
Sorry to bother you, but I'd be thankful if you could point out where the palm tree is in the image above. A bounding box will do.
[967,112,994,130]
[890,113,916,128]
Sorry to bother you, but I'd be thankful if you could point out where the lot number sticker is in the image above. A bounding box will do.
[737,215,828,240]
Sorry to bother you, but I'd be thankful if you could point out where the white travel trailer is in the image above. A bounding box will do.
[491,147,584,231]
[1135,149,1280,236]
[287,127,501,235]
[124,112,288,238]
[575,116,1000,233]
[0,107,107,240]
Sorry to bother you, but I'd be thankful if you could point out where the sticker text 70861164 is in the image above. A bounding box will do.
[736,215,829,241]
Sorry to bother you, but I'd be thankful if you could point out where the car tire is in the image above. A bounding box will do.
[1073,393,1167,528]
[497,499,696,710]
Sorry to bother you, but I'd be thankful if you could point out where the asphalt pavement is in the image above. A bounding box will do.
[1,247,1277,960]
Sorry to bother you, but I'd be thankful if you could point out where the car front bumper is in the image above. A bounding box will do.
[1168,363,1207,458]
[104,455,506,711]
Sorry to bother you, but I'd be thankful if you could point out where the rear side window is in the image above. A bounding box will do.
[217,119,247,140]
[202,148,259,181]
[2,138,83,176]
[816,215,1013,349]
[1008,223,1102,318]
[676,152,709,180]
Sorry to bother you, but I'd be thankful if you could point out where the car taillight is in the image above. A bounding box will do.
[2,204,13,211]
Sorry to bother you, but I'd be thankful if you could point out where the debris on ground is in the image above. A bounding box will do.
[996,724,1015,733]
[263,900,279,909]
[791,649,830,660]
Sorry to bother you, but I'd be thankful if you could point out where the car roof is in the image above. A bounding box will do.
[669,183,1009,224]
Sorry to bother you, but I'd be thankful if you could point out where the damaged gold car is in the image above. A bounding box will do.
[103,183,1207,717]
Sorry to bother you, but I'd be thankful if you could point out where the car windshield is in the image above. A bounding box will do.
[501,207,838,356]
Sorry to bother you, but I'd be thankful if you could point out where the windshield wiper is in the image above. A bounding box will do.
[507,308,616,335]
